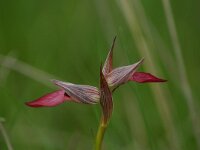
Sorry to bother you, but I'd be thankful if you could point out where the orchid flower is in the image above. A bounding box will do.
[103,36,166,91]
[26,37,166,107]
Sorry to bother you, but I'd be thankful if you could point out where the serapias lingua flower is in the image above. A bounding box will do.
[25,37,166,107]
[102,36,166,91]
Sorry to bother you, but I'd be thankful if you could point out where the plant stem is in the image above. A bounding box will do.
[0,121,14,150]
[95,117,107,150]
[161,0,200,148]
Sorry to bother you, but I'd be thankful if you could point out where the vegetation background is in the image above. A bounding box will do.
[0,0,200,149]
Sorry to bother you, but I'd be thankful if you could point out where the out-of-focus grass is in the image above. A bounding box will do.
[0,0,200,149]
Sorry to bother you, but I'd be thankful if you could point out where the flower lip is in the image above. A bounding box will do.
[25,90,70,107]
[131,72,167,83]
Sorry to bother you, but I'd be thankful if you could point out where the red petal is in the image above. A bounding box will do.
[25,90,70,107]
[130,72,167,83]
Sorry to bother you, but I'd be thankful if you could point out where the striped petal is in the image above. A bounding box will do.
[106,58,144,90]
[100,65,113,125]
[130,72,167,83]
[102,36,116,75]
[25,90,70,107]
[52,80,100,104]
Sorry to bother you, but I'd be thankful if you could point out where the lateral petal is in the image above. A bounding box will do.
[130,72,167,83]
[25,90,70,107]
[52,80,100,104]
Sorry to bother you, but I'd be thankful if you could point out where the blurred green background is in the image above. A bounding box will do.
[0,0,200,149]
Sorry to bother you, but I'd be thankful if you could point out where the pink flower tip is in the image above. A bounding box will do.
[25,90,70,107]
[131,72,167,83]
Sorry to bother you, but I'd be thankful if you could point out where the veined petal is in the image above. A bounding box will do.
[130,72,167,83]
[52,80,100,104]
[102,36,116,75]
[106,58,144,90]
[25,90,70,107]
[100,65,113,125]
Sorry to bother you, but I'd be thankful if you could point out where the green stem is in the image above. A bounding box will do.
[95,117,108,150]
[0,121,14,150]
